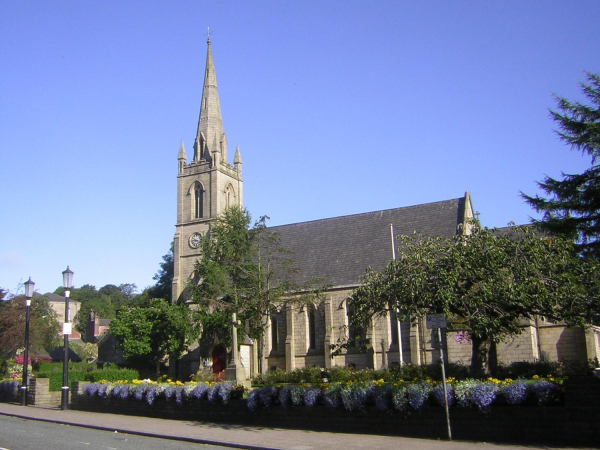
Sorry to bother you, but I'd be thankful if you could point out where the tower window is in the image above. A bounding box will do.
[194,185,204,219]
[204,97,208,110]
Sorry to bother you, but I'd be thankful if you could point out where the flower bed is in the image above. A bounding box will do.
[70,376,600,446]
[77,376,564,414]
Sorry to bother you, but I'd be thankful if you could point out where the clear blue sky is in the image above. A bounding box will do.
[1,1,598,296]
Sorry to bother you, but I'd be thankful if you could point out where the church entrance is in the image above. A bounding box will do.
[212,344,227,381]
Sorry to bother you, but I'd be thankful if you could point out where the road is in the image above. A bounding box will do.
[0,415,227,450]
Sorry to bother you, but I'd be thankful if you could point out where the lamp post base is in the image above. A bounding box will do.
[61,387,69,410]
[20,386,27,406]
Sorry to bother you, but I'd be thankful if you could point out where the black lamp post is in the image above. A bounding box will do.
[20,277,34,406]
[61,266,73,411]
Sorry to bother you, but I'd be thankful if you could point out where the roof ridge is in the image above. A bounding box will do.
[268,197,462,229]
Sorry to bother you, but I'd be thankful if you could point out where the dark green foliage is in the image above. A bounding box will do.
[36,368,139,391]
[494,359,599,379]
[0,294,60,359]
[347,223,600,375]
[522,72,600,258]
[191,207,323,350]
[108,298,199,371]
[83,368,140,383]
[144,242,174,303]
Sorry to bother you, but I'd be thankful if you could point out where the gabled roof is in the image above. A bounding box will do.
[269,196,467,288]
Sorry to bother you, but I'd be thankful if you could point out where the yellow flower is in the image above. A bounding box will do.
[532,375,539,379]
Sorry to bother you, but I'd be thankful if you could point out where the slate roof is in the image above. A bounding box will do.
[269,196,467,288]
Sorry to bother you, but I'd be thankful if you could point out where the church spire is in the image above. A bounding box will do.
[194,34,225,164]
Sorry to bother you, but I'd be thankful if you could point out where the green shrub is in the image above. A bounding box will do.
[36,368,139,391]
[84,368,139,383]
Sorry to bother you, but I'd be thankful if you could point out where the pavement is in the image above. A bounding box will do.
[0,402,581,450]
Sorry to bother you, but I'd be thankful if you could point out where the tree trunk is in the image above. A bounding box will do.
[470,336,490,377]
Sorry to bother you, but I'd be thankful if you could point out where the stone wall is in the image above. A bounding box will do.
[26,378,62,406]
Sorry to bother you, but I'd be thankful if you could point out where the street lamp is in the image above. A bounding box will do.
[61,266,73,410]
[21,277,34,406]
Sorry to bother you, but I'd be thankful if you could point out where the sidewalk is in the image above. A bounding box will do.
[0,402,571,450]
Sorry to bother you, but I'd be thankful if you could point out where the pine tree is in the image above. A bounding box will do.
[522,72,600,258]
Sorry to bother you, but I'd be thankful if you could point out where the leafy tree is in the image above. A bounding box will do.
[108,298,199,373]
[190,206,320,351]
[522,72,600,258]
[0,293,61,359]
[145,242,174,303]
[348,224,599,376]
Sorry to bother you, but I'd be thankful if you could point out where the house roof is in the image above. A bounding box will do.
[269,196,468,288]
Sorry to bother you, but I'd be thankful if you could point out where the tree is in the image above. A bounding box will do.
[348,224,599,376]
[190,206,319,351]
[0,294,61,359]
[108,298,199,373]
[522,72,600,258]
[144,242,174,303]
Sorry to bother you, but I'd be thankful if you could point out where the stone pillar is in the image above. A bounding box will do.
[285,304,296,372]
[225,312,248,386]
[323,296,333,369]
[586,327,600,361]
[410,320,421,365]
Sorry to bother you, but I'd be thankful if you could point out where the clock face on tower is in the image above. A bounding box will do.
[189,232,203,249]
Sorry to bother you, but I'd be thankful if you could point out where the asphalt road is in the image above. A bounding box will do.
[0,415,227,450]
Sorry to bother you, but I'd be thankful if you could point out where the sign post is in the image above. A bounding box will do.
[426,314,452,441]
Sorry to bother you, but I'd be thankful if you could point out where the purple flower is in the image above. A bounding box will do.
[373,386,391,412]
[247,389,260,412]
[303,386,321,408]
[164,385,176,401]
[146,385,157,406]
[472,384,498,411]
[278,385,293,409]
[259,386,276,408]
[407,383,431,411]
[531,380,558,405]
[83,383,98,397]
[392,386,409,412]
[503,380,528,405]
[175,386,185,405]
[192,383,209,401]
[323,384,341,409]
[207,383,220,402]
[97,383,110,398]
[134,384,147,401]
[432,384,455,407]
[218,382,235,404]
[291,386,304,406]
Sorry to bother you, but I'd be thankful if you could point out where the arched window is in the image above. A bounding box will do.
[308,306,317,350]
[224,184,235,209]
[390,310,399,345]
[194,184,204,219]
[271,311,279,350]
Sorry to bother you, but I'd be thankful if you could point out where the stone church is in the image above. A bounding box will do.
[172,39,600,378]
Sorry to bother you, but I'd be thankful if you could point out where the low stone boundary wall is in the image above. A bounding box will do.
[70,379,600,446]
[27,378,62,406]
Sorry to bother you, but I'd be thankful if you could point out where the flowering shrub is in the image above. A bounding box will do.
[502,380,528,405]
[74,376,566,417]
[0,379,19,401]
[407,382,432,411]
[432,384,455,407]
[472,384,498,411]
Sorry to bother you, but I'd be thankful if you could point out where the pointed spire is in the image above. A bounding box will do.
[195,35,225,163]
[178,140,187,160]
[234,145,242,165]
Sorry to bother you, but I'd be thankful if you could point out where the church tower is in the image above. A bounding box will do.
[172,37,243,302]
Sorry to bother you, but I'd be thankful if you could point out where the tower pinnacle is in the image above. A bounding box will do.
[194,34,224,164]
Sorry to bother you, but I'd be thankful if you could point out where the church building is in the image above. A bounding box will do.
[172,39,600,378]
